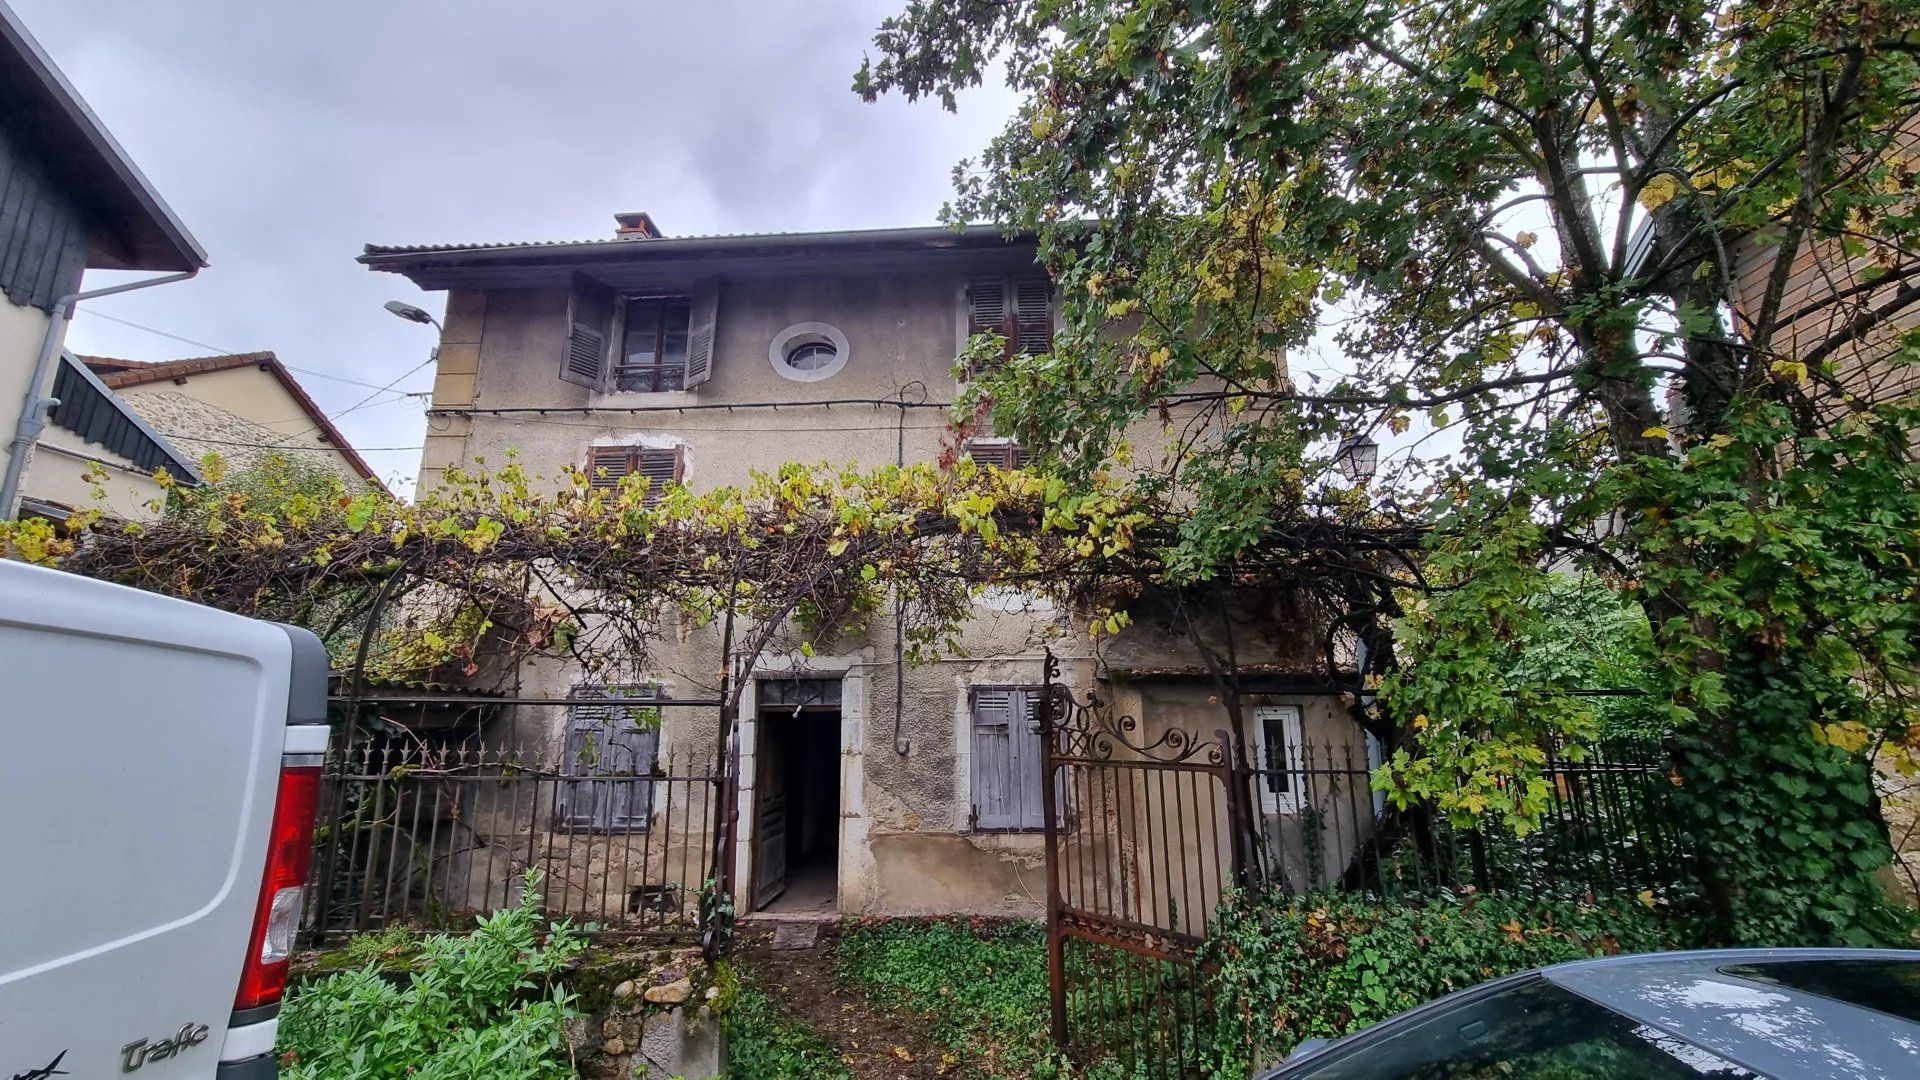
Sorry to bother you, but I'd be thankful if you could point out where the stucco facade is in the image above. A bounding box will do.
[369,221,1358,918]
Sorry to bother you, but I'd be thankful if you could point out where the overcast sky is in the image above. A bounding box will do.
[18,0,1013,494]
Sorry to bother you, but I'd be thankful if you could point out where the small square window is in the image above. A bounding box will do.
[964,439,1030,470]
[585,446,683,504]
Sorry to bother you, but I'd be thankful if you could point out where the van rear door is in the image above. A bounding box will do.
[0,561,325,1078]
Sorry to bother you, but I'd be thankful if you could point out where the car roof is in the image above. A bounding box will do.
[1542,948,1920,1078]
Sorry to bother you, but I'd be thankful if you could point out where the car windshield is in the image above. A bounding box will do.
[1718,959,1920,1025]
[1282,978,1760,1079]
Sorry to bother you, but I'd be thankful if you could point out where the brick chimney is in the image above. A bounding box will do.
[613,211,665,239]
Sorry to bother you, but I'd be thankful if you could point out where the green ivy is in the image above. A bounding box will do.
[277,870,584,1078]
[1200,891,1692,1077]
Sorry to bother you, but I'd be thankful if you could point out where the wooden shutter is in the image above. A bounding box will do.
[1015,688,1047,829]
[972,687,1048,831]
[964,440,1028,470]
[682,276,721,388]
[559,689,615,828]
[562,274,616,388]
[1013,277,1053,355]
[971,689,1019,830]
[967,277,1009,348]
[585,447,681,503]
[585,447,630,490]
[636,447,682,503]
[560,686,659,831]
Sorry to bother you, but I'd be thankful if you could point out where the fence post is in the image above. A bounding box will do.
[1039,649,1068,1054]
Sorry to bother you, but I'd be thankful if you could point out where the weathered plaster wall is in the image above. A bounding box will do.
[19,431,163,519]
[406,261,1344,919]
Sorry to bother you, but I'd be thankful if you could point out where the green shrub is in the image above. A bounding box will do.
[836,919,1066,1079]
[724,979,853,1080]
[1202,890,1693,1076]
[277,871,584,1078]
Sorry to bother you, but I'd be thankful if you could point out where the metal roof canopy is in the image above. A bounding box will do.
[359,224,1046,292]
[0,2,206,271]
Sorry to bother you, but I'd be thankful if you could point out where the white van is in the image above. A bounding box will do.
[0,560,328,1078]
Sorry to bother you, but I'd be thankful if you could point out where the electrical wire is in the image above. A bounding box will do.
[75,309,426,395]
[153,433,425,452]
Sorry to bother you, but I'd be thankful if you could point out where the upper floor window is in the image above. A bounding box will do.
[560,274,718,392]
[964,438,1030,470]
[586,445,683,504]
[618,296,692,391]
[967,276,1053,362]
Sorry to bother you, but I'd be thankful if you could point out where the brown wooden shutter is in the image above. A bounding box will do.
[562,274,616,388]
[1013,277,1053,355]
[586,447,630,490]
[635,447,682,503]
[964,440,1027,469]
[967,278,1009,347]
[682,277,721,388]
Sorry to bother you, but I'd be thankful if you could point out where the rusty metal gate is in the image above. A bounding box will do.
[1039,651,1248,1077]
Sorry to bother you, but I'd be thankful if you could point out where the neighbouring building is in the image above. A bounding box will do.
[360,215,1374,919]
[82,351,387,491]
[0,1,207,521]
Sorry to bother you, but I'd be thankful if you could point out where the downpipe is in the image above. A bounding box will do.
[0,269,198,518]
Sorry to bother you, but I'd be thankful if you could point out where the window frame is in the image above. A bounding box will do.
[613,294,694,392]
[558,684,663,834]
[1251,704,1305,815]
[584,445,684,505]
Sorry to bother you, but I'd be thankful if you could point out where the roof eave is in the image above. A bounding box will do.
[0,3,207,272]
[358,223,1037,274]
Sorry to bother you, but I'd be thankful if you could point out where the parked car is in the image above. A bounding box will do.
[1262,948,1920,1078]
[0,561,328,1078]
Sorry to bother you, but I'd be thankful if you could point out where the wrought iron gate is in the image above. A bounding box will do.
[1039,651,1246,1077]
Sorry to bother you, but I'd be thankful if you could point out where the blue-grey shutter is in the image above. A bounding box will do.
[560,686,659,831]
[602,696,659,832]
[1014,689,1048,829]
[559,689,615,828]
[971,689,1018,829]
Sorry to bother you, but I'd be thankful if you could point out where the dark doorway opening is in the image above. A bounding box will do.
[752,678,842,914]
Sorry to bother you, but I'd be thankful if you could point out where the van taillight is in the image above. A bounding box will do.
[235,761,322,1010]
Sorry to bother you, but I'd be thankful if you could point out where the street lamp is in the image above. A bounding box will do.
[384,300,441,330]
[1334,432,1379,484]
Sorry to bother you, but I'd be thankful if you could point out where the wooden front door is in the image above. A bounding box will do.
[753,720,788,909]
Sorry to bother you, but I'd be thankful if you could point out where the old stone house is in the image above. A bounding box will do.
[81,351,387,491]
[360,215,1374,919]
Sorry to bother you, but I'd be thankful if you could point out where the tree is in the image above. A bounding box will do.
[859,0,1920,941]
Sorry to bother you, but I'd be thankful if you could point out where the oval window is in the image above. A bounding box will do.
[768,323,850,382]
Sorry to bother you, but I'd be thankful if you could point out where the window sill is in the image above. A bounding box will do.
[591,389,701,406]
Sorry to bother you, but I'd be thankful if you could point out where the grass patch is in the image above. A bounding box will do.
[726,978,854,1080]
[836,918,1064,1079]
